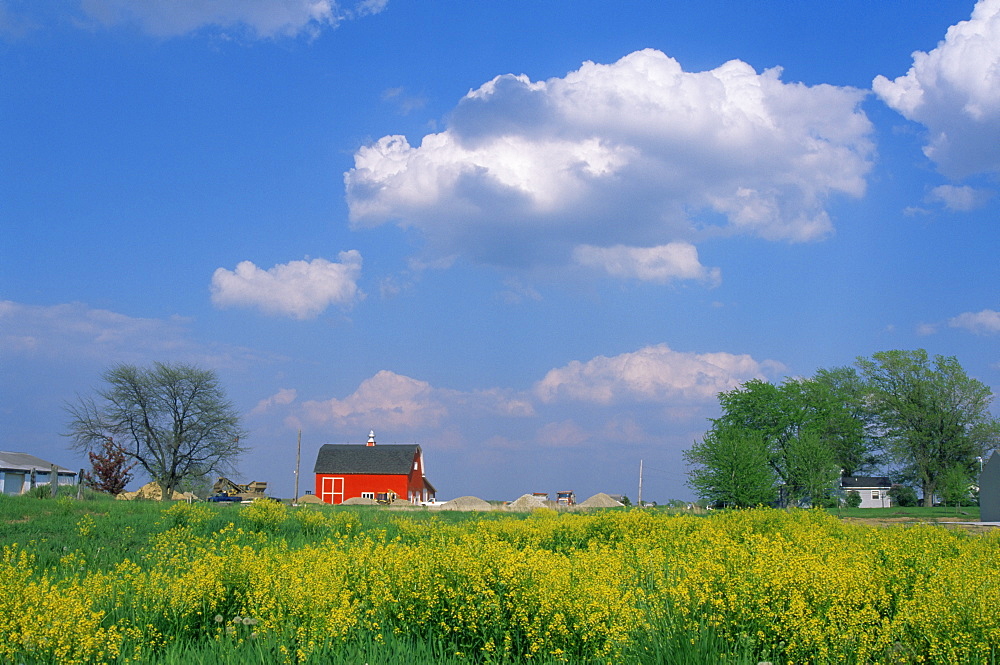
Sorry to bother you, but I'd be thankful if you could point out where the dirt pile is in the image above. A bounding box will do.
[578,493,624,508]
[342,496,377,505]
[440,496,493,511]
[116,482,193,501]
[296,494,325,504]
[506,493,549,511]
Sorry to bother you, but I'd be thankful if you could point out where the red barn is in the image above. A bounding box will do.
[313,431,436,505]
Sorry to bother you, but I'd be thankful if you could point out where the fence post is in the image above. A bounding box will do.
[50,464,58,498]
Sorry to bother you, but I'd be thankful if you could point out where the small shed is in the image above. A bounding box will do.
[313,431,435,505]
[841,476,893,508]
[979,452,1000,521]
[0,452,77,495]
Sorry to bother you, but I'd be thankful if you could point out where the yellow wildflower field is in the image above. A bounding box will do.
[0,501,997,663]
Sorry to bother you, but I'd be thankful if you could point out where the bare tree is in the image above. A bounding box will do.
[66,362,248,500]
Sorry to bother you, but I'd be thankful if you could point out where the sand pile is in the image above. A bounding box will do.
[342,496,377,505]
[440,496,493,511]
[116,482,191,501]
[506,493,549,511]
[296,494,325,504]
[578,492,624,508]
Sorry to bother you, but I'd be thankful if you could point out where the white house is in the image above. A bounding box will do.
[840,476,893,508]
[0,452,77,495]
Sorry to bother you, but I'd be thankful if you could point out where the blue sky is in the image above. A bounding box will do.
[3,0,999,502]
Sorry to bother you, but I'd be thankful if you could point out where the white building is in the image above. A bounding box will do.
[0,452,77,495]
[840,476,893,508]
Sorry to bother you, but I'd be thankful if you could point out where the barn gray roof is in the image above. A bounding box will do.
[0,451,75,474]
[314,444,421,475]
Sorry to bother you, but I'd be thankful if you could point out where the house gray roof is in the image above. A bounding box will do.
[0,451,75,474]
[840,476,892,489]
[314,444,421,475]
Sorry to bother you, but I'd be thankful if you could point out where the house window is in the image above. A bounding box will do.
[871,490,880,501]
[361,492,375,500]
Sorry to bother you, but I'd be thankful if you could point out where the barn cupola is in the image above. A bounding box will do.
[367,430,376,447]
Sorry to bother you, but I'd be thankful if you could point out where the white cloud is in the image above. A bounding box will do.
[928,184,993,211]
[0,300,267,370]
[916,322,939,336]
[297,370,534,431]
[949,309,1000,335]
[534,343,783,405]
[210,252,363,320]
[873,0,1000,178]
[346,49,873,276]
[251,388,297,415]
[573,242,720,284]
[0,300,189,359]
[78,0,385,38]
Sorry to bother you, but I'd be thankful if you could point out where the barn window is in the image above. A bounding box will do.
[361,492,374,500]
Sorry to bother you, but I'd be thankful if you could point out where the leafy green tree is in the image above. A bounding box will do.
[845,490,862,508]
[888,484,918,507]
[857,350,1000,507]
[66,362,248,500]
[809,366,880,475]
[938,464,973,509]
[784,431,841,507]
[709,375,875,505]
[684,429,777,507]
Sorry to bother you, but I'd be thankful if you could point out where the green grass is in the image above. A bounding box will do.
[832,505,980,520]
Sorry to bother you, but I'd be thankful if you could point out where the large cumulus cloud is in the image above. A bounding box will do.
[346,49,873,280]
[873,0,1000,178]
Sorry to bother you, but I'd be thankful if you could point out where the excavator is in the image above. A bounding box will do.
[375,490,398,505]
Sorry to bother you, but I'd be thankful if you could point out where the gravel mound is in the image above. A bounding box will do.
[342,496,377,505]
[506,493,549,511]
[440,496,493,511]
[296,494,325,504]
[578,492,624,508]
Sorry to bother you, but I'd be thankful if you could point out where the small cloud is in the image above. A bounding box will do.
[573,242,721,285]
[251,388,297,415]
[77,0,386,39]
[916,322,939,336]
[382,87,428,115]
[949,309,1000,335]
[928,184,993,211]
[498,278,542,304]
[210,252,364,320]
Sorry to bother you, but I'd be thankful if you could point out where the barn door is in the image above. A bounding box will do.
[320,476,345,504]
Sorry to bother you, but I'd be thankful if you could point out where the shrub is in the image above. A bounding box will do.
[889,484,918,507]
[845,490,862,508]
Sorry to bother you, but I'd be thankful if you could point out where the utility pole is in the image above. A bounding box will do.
[637,459,644,508]
[294,429,301,505]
